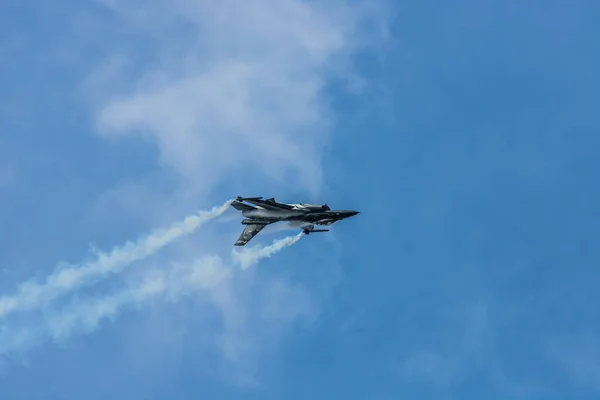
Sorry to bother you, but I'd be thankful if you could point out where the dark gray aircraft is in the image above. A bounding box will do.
[231,196,359,246]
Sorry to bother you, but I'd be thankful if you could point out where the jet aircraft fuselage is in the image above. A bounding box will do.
[231,196,359,246]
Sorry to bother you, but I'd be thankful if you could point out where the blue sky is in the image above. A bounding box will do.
[2,0,600,399]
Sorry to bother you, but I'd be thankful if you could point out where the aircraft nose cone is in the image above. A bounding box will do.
[348,210,359,217]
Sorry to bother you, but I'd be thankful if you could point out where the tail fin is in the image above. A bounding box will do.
[231,201,257,212]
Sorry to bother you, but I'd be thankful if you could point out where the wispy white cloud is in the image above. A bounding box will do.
[79,0,386,380]
[0,0,387,383]
[90,0,388,196]
[0,199,232,320]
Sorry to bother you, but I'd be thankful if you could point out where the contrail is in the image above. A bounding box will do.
[232,232,304,270]
[0,256,230,356]
[0,233,303,356]
[0,199,233,320]
[45,256,231,343]
[44,234,304,344]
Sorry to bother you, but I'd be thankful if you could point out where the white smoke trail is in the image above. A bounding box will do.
[0,233,303,356]
[43,234,304,344]
[232,232,304,270]
[45,256,231,342]
[0,256,231,356]
[0,199,233,320]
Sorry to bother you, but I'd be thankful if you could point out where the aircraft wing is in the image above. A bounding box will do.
[242,197,295,211]
[234,223,268,246]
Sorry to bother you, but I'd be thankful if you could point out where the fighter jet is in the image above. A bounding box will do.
[231,196,360,246]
